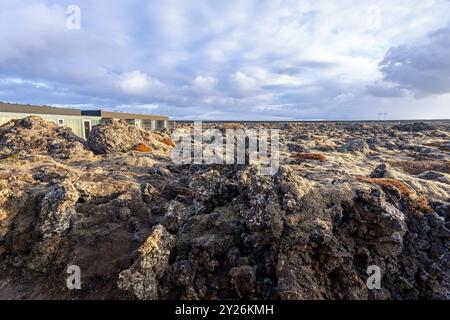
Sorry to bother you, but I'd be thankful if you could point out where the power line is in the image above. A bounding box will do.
[378,112,387,121]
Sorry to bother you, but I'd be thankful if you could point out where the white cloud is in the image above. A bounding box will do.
[191,76,217,94]
[0,77,50,89]
[118,71,165,96]
[0,0,450,119]
[230,71,261,97]
[334,92,355,104]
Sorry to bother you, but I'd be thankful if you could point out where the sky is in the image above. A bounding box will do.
[0,0,450,120]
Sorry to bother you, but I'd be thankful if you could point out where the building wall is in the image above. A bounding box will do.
[0,112,101,139]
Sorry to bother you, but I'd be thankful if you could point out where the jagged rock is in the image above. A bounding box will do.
[23,180,80,271]
[393,122,435,132]
[38,180,80,238]
[432,200,450,222]
[188,169,239,214]
[0,180,28,246]
[365,138,380,151]
[432,130,448,138]
[0,116,90,159]
[229,265,257,298]
[418,171,450,184]
[338,139,370,154]
[0,121,449,300]
[440,142,450,152]
[315,142,337,152]
[117,225,174,299]
[286,143,309,153]
[165,200,194,233]
[87,118,171,155]
[370,164,388,178]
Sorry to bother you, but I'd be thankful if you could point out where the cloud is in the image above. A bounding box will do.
[334,92,355,104]
[190,76,217,95]
[230,72,261,97]
[379,26,450,97]
[0,0,449,119]
[366,84,404,98]
[118,71,166,97]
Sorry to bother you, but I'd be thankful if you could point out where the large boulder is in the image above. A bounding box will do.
[87,119,172,155]
[393,122,435,132]
[338,139,370,154]
[0,116,89,159]
[117,225,174,299]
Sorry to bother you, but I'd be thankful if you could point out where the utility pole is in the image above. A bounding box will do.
[378,112,387,121]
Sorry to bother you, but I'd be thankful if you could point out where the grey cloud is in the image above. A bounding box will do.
[366,85,404,98]
[0,1,450,120]
[274,60,337,75]
[379,26,450,97]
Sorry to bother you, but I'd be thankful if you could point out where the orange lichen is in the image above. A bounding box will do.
[162,137,175,147]
[295,153,326,161]
[389,160,450,175]
[357,176,433,213]
[133,143,152,152]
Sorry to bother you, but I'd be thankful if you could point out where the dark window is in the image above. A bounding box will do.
[156,120,165,130]
[83,120,91,138]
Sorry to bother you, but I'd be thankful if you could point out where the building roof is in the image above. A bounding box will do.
[81,110,168,121]
[0,102,169,120]
[0,102,81,116]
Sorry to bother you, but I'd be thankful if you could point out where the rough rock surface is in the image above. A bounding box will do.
[117,225,174,299]
[0,116,90,159]
[393,122,435,132]
[88,118,172,155]
[0,118,449,300]
[338,139,370,154]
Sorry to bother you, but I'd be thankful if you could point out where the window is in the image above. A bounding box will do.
[142,120,153,130]
[156,120,165,130]
[57,119,65,126]
[83,120,91,139]
[135,119,141,128]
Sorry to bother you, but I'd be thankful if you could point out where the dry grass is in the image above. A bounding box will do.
[389,160,450,175]
[357,176,433,213]
[357,176,414,197]
[133,143,152,153]
[295,153,326,161]
[223,123,245,130]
